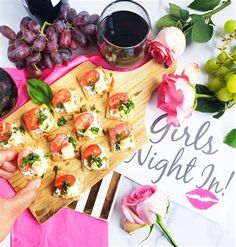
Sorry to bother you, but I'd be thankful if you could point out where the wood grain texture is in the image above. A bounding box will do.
[4,59,176,223]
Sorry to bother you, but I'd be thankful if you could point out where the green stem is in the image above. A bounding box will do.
[40,21,53,35]
[156,215,178,247]
[201,0,231,18]
[195,93,213,99]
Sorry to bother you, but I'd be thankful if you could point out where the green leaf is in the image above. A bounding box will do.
[191,20,213,43]
[224,129,236,148]
[196,84,214,96]
[191,14,205,23]
[169,3,189,20]
[188,0,221,11]
[213,110,225,118]
[156,15,177,30]
[27,79,53,106]
[195,97,225,113]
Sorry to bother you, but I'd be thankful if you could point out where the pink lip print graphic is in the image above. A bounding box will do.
[186,188,219,210]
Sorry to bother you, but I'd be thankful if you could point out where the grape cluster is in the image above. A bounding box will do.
[204,19,236,104]
[0,3,99,78]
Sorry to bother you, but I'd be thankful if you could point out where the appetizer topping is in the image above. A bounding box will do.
[37,107,55,132]
[0,122,12,142]
[57,116,67,126]
[52,89,71,107]
[17,150,35,172]
[12,124,25,134]
[109,92,135,117]
[109,123,130,142]
[24,107,40,131]
[81,69,100,87]
[82,144,108,170]
[82,144,102,160]
[55,174,76,191]
[74,112,94,133]
[50,134,69,154]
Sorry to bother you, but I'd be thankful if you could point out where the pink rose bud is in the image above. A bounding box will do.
[122,185,169,226]
[157,72,195,127]
[156,27,186,59]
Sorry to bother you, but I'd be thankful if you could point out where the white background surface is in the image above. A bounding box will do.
[0,0,236,246]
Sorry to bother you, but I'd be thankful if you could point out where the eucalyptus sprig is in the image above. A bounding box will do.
[157,0,231,43]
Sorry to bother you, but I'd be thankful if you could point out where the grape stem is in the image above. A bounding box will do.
[40,21,53,35]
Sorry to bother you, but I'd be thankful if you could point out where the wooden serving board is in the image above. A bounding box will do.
[5,59,176,223]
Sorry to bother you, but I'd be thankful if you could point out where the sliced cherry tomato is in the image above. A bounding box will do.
[82,144,102,160]
[74,112,94,132]
[109,123,130,142]
[17,149,33,172]
[109,93,128,109]
[24,108,40,131]
[0,122,12,141]
[55,174,76,190]
[81,69,100,86]
[52,89,71,107]
[50,134,69,154]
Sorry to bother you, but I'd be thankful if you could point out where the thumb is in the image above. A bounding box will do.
[8,178,41,217]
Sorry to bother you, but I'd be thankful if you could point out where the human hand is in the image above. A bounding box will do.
[0,150,41,241]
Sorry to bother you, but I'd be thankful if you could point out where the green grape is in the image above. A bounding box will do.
[224,20,236,33]
[227,74,236,93]
[217,52,230,65]
[224,71,236,83]
[214,66,229,78]
[233,94,236,104]
[217,87,233,102]
[205,58,220,73]
[208,77,224,92]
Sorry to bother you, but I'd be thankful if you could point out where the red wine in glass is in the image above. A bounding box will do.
[0,68,18,120]
[97,1,151,68]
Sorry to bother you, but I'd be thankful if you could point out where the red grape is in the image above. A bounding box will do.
[8,47,17,62]
[16,31,23,39]
[67,8,77,23]
[20,17,32,32]
[88,14,99,25]
[78,11,89,17]
[27,52,42,66]
[72,30,88,47]
[59,4,70,20]
[81,24,96,36]
[15,60,26,69]
[22,30,36,45]
[42,53,53,68]
[0,25,16,40]
[28,20,40,33]
[50,52,63,65]
[59,29,71,48]
[33,35,46,52]
[14,44,31,60]
[54,20,65,33]
[45,40,58,53]
[28,67,42,78]
[46,26,58,42]
[59,48,72,62]
[69,39,79,50]
[73,15,89,27]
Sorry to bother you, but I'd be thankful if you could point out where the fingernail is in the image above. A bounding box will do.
[31,178,41,189]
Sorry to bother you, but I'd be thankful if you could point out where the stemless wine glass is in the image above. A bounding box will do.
[0,68,18,121]
[97,0,152,68]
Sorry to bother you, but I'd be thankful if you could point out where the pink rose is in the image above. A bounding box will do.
[148,40,174,66]
[122,185,169,226]
[157,73,195,127]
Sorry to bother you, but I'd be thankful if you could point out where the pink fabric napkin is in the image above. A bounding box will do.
[1,52,149,247]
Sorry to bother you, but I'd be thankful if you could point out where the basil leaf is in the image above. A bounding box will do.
[156,15,177,30]
[27,79,53,106]
[223,129,236,148]
[191,20,213,43]
[169,3,189,21]
[188,0,221,11]
[196,84,214,95]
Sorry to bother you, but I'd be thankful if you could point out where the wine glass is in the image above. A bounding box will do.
[0,68,18,121]
[97,0,152,68]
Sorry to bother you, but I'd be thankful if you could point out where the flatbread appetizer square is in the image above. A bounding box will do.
[74,111,103,140]
[78,67,114,99]
[108,122,135,152]
[106,92,135,120]
[47,133,79,161]
[0,120,27,149]
[81,143,109,171]
[53,173,84,199]
[22,104,58,140]
[52,88,82,115]
[16,148,49,177]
